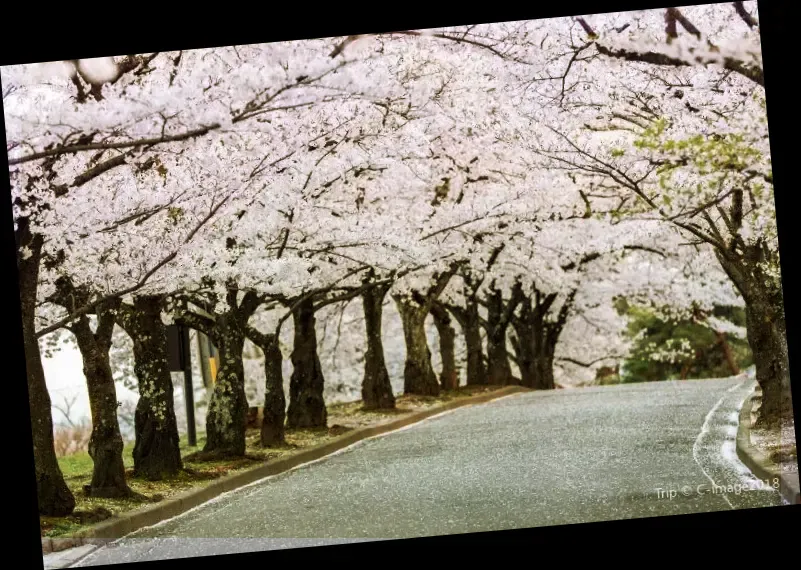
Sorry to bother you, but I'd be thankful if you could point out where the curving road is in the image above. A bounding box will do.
[74,375,786,566]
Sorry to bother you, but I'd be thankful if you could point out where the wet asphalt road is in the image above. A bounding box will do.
[75,375,785,566]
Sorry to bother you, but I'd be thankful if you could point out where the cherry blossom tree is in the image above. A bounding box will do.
[525,5,786,426]
[6,2,787,519]
[5,38,425,509]
[388,2,784,425]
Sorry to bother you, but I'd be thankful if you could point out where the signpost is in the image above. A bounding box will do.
[166,324,197,447]
[196,331,219,407]
[197,331,213,390]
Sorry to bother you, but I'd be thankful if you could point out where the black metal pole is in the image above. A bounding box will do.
[181,325,197,447]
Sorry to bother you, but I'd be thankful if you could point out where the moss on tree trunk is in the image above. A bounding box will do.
[744,300,792,428]
[18,229,75,516]
[394,296,440,396]
[117,297,182,480]
[717,252,793,428]
[204,315,248,457]
[71,302,131,498]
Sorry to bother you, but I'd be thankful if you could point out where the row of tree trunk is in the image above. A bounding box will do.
[27,271,570,516]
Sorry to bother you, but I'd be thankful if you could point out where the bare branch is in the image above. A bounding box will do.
[389,30,522,62]
[575,17,597,37]
[667,7,702,39]
[594,43,763,86]
[734,2,759,28]
[9,124,221,166]
[557,355,623,367]
[35,191,233,338]
[52,395,80,428]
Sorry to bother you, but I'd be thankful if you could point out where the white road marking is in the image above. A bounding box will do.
[691,379,746,510]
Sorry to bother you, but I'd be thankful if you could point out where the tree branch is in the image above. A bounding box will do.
[622,244,668,257]
[9,124,221,166]
[734,1,758,28]
[245,325,275,350]
[499,281,524,331]
[557,355,622,367]
[35,191,232,338]
[172,298,219,341]
[594,43,763,86]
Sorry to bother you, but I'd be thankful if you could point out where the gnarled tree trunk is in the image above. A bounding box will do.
[117,296,182,480]
[513,293,562,390]
[394,295,440,396]
[18,228,75,515]
[247,330,286,447]
[744,298,792,427]
[174,289,262,456]
[431,302,458,390]
[362,284,396,409]
[71,302,131,497]
[286,298,327,428]
[204,314,248,456]
[716,252,793,428]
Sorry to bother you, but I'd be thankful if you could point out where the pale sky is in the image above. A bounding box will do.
[43,345,138,426]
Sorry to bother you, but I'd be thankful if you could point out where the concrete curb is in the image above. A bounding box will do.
[41,537,88,554]
[736,389,800,505]
[43,385,528,554]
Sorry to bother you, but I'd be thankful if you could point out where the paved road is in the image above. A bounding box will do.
[75,375,785,566]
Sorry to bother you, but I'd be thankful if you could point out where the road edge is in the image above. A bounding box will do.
[42,385,529,557]
[736,388,800,505]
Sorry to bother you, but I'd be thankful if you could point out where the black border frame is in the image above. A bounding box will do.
[3,1,798,567]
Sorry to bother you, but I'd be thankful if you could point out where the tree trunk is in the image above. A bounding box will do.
[431,303,458,390]
[286,298,328,428]
[448,302,487,386]
[260,334,286,447]
[744,299,792,428]
[514,302,560,391]
[512,320,536,388]
[485,291,512,385]
[71,308,131,498]
[204,314,248,456]
[532,347,556,390]
[361,285,396,410]
[117,297,182,480]
[394,296,440,396]
[716,252,792,428]
[532,323,558,390]
[18,230,75,515]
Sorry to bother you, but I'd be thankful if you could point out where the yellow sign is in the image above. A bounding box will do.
[209,357,218,383]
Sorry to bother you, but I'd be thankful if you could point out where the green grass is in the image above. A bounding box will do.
[43,428,339,538]
[58,435,202,479]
